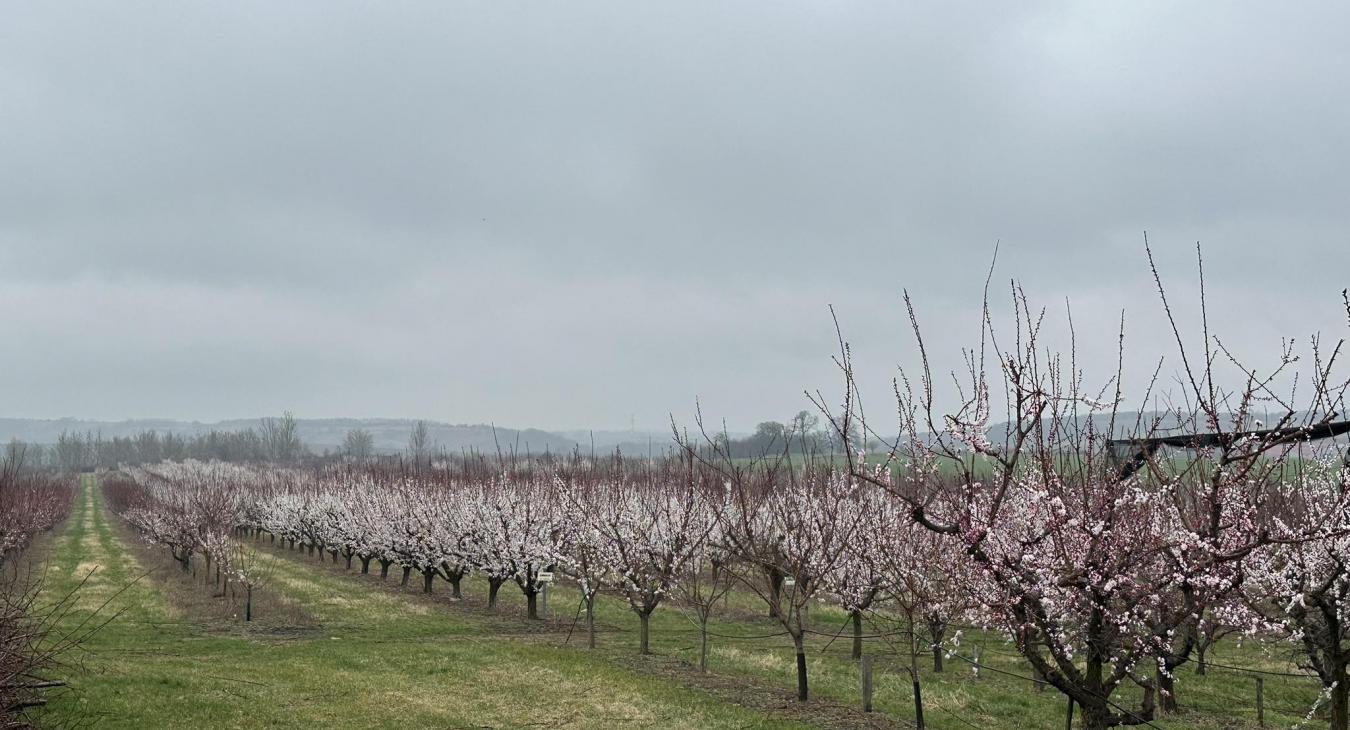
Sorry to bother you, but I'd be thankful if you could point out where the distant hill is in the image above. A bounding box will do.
[0,417,581,455]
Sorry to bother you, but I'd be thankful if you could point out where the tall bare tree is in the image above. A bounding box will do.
[407,420,431,466]
[342,429,375,461]
[260,412,303,464]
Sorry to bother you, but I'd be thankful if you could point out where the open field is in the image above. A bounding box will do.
[31,475,1330,729]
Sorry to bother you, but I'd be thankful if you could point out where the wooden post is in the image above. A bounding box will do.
[1256,676,1264,727]
[861,656,873,713]
[540,583,549,620]
[1065,697,1074,730]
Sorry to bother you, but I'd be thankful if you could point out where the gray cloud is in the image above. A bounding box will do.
[1,2,1347,431]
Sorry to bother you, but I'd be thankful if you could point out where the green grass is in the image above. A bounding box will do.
[35,475,1331,729]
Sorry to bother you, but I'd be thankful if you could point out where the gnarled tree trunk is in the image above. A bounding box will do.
[446,568,464,599]
[638,611,651,654]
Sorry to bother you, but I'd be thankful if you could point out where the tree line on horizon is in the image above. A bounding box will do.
[11,410,858,471]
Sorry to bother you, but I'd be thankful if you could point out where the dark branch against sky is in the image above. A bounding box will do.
[1,2,1347,431]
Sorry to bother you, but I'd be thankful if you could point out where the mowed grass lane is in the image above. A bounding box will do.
[41,476,808,729]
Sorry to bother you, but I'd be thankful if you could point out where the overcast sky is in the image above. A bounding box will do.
[2,2,1347,432]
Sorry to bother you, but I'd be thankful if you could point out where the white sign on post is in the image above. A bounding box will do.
[783,577,796,588]
[538,571,554,584]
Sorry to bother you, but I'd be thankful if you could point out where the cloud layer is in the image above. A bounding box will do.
[2,2,1347,430]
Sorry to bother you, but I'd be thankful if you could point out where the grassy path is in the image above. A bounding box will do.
[41,476,810,729]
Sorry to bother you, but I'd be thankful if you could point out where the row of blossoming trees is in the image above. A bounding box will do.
[0,475,74,569]
[105,261,1350,730]
[0,451,77,726]
[104,455,969,690]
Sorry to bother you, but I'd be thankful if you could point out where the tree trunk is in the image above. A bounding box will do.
[586,594,597,649]
[768,568,783,619]
[1029,631,1047,692]
[911,671,925,729]
[344,553,353,570]
[639,611,651,654]
[360,556,372,574]
[1079,700,1112,730]
[699,617,710,672]
[929,619,946,673]
[488,577,503,608]
[245,585,253,622]
[851,610,864,661]
[422,569,435,594]
[1158,667,1178,714]
[1195,645,1207,675]
[908,612,923,726]
[380,559,391,579]
[1332,673,1349,730]
[400,566,412,587]
[793,632,808,701]
[448,573,462,600]
[526,590,539,620]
